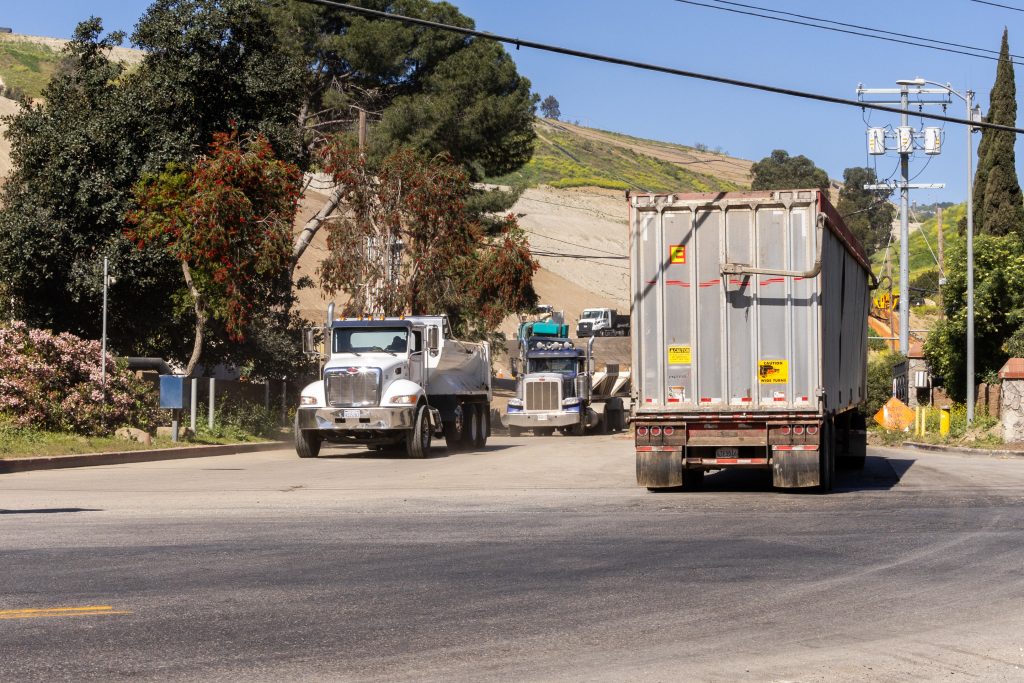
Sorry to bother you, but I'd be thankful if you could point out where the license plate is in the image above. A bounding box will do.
[343,409,361,419]
[715,447,739,458]
[536,414,548,421]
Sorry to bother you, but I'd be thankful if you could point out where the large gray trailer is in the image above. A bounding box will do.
[630,189,871,492]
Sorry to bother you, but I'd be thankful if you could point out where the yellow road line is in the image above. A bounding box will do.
[0,605,131,620]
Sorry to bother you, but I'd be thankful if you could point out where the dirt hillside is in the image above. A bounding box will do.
[0,95,18,181]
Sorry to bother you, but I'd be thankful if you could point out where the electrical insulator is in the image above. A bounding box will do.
[898,126,914,153]
[923,127,942,155]
[867,128,886,155]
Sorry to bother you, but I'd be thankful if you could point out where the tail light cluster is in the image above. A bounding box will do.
[769,423,821,445]
[635,423,685,446]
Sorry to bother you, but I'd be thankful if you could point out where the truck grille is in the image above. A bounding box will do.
[325,369,381,407]
[525,379,560,412]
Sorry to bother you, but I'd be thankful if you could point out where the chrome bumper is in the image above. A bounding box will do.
[504,411,580,428]
[296,406,415,432]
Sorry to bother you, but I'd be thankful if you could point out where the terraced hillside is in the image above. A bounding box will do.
[490,118,750,193]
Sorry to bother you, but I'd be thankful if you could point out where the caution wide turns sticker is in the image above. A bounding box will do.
[758,359,788,384]
[668,345,692,365]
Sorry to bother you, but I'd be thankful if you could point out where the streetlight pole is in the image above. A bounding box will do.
[915,80,977,424]
[966,90,977,425]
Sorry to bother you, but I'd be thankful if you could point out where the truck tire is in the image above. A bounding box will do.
[472,403,488,449]
[296,428,321,459]
[569,421,585,437]
[818,417,835,493]
[405,404,431,459]
[443,404,465,450]
[462,403,481,449]
[682,469,704,491]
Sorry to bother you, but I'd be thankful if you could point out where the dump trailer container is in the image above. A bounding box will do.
[630,189,871,492]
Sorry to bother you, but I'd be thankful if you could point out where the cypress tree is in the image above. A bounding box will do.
[973,28,1024,236]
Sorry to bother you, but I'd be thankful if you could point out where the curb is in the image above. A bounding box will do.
[902,441,1024,458]
[0,441,290,474]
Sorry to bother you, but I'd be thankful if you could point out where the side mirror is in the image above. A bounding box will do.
[302,328,320,357]
[511,358,519,378]
[427,326,440,353]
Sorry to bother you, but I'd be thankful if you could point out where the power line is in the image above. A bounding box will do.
[523,228,626,257]
[703,0,1024,61]
[674,0,1024,66]
[295,0,1024,135]
[971,0,1024,12]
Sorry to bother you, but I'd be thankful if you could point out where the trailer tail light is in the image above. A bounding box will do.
[807,426,819,435]
[780,426,791,435]
[793,426,805,435]
[651,427,662,437]
[637,427,649,436]
[663,426,675,436]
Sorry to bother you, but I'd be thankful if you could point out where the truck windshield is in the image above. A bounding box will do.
[333,328,409,354]
[580,309,603,319]
[528,358,577,373]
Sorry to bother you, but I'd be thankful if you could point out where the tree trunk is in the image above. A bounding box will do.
[290,185,344,278]
[182,260,206,378]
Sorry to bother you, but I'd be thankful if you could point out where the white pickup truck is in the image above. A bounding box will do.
[295,307,491,458]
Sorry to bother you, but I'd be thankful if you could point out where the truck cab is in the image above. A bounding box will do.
[506,337,590,436]
[576,308,629,338]
[296,310,491,459]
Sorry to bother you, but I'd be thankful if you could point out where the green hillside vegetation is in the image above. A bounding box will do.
[871,202,964,294]
[0,40,61,100]
[489,123,743,193]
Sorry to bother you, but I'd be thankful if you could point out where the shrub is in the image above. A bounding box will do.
[0,321,158,435]
[196,400,281,440]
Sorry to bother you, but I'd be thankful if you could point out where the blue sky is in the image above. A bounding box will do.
[8,0,1024,204]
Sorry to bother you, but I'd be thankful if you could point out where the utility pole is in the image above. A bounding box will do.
[858,78,947,357]
[936,206,944,276]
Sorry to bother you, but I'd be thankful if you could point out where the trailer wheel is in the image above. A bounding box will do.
[295,428,321,459]
[462,403,481,448]
[818,417,835,493]
[443,404,465,450]
[405,404,431,459]
[682,469,704,491]
[472,403,488,449]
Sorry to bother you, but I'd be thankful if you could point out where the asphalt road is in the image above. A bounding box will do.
[2,436,1024,682]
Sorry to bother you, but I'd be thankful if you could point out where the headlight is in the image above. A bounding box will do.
[508,398,523,407]
[300,395,318,406]
[391,394,418,405]
[561,397,581,406]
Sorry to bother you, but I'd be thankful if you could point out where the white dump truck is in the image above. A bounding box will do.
[630,189,871,492]
[295,305,492,458]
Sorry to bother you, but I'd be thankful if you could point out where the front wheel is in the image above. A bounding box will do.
[472,402,489,449]
[296,428,321,458]
[405,404,431,459]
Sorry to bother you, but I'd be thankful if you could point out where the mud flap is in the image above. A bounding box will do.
[637,448,682,488]
[772,449,820,488]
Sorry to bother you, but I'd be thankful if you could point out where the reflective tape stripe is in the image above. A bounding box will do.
[773,445,819,451]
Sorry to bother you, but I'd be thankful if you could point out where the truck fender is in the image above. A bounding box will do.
[380,379,425,406]
[299,380,326,408]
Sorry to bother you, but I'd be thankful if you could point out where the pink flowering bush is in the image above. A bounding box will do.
[0,322,159,436]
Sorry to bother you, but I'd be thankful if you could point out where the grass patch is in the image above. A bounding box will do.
[0,39,61,100]
[0,411,284,459]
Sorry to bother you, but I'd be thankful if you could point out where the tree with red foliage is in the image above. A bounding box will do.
[127,132,300,375]
[317,140,537,336]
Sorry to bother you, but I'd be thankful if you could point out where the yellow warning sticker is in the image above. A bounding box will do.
[668,345,692,365]
[758,359,788,384]
[669,245,687,264]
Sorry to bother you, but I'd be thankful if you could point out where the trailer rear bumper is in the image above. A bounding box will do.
[296,406,415,432]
